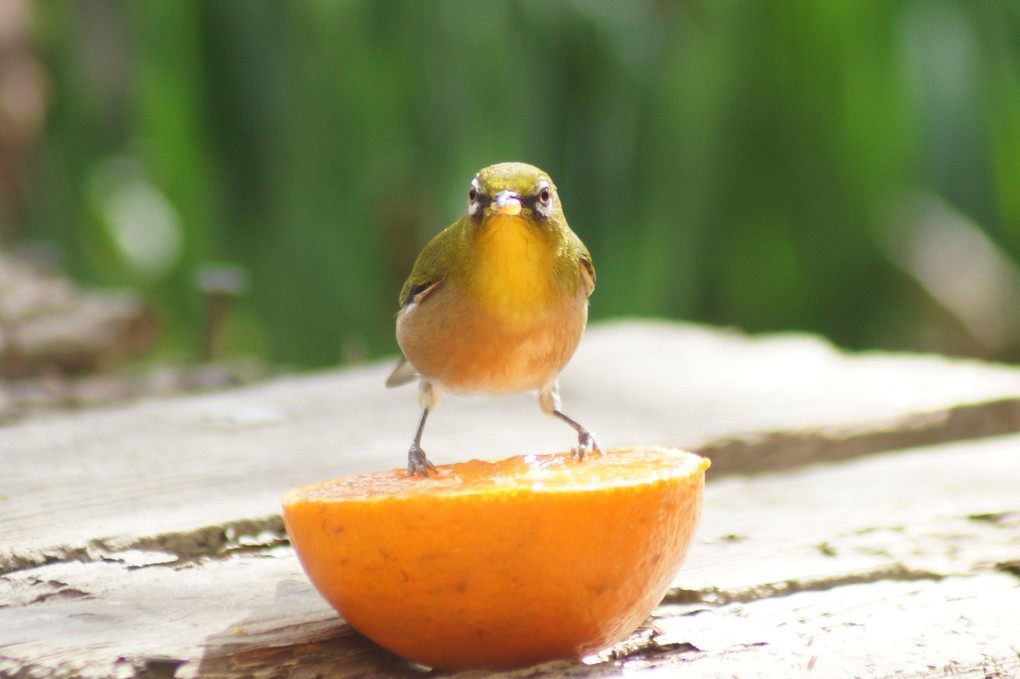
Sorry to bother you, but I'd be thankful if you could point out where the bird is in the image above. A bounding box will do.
[386,162,600,476]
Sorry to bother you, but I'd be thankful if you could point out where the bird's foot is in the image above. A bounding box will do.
[570,429,603,462]
[408,443,437,477]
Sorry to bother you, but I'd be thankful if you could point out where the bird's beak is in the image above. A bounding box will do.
[490,190,522,216]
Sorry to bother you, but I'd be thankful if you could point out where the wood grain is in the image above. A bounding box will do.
[2,321,1020,677]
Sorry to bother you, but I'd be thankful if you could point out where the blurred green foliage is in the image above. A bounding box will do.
[6,0,1020,367]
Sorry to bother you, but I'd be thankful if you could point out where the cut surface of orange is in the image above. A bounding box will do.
[282,447,709,671]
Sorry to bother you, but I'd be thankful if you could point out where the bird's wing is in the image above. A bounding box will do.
[397,222,459,307]
[385,277,439,388]
[579,253,596,297]
[400,279,443,307]
[388,223,459,388]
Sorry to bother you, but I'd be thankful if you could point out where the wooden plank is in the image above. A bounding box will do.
[3,320,1020,677]
[2,431,1018,678]
[5,320,1020,574]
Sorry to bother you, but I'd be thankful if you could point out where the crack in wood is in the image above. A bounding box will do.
[28,584,91,605]
[695,397,1020,476]
[122,516,289,567]
[583,625,699,665]
[1,515,288,576]
[968,511,1020,526]
[663,563,946,606]
[995,560,1020,579]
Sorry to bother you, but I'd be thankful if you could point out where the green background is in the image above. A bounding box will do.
[6,1,1020,367]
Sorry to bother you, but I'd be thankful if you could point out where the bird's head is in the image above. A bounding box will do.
[465,162,565,229]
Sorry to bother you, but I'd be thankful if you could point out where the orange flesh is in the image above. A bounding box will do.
[283,447,709,671]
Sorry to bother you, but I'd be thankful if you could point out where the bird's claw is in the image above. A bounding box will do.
[408,443,437,477]
[570,429,603,462]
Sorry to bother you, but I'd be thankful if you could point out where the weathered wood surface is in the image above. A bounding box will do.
[2,320,1020,678]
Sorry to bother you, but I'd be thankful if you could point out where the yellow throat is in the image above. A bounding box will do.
[470,215,562,322]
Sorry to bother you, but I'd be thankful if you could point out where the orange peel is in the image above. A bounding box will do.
[282,447,709,670]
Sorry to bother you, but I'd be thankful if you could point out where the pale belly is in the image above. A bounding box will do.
[395,283,588,396]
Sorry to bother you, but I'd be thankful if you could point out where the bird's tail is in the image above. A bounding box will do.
[385,357,418,387]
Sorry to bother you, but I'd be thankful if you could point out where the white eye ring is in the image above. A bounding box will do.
[468,181,482,217]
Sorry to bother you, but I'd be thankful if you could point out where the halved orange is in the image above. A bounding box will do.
[282,447,709,671]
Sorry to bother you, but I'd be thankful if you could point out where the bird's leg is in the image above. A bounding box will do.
[408,379,439,477]
[552,409,602,461]
[539,381,602,461]
[407,405,437,477]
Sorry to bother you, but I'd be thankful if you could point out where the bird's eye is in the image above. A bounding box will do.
[538,187,551,205]
[468,187,478,203]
